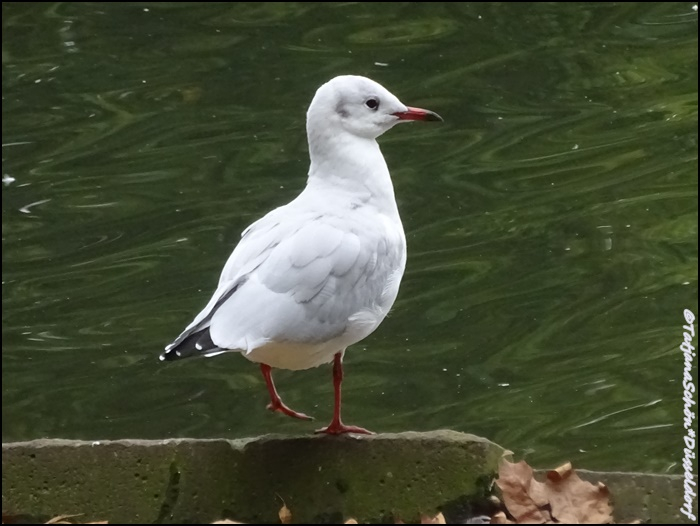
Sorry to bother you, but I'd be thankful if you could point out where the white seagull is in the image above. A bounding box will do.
[161,75,442,435]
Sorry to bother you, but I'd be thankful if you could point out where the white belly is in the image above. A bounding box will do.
[243,303,390,370]
[244,341,341,370]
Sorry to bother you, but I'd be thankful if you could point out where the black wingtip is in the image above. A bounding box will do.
[160,329,220,362]
[159,350,176,362]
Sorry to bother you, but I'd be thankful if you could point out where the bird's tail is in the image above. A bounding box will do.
[159,329,227,361]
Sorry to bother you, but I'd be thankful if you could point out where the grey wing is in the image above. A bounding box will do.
[161,206,305,358]
[208,217,405,351]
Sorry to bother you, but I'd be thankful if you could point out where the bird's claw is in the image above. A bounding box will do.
[266,401,314,421]
[315,422,373,435]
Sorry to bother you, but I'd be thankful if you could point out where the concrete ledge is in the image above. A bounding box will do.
[575,469,694,525]
[2,431,503,523]
[3,432,695,523]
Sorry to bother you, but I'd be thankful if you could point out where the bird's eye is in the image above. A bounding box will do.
[365,98,379,110]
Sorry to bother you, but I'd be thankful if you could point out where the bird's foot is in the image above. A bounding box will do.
[266,400,313,421]
[315,421,373,435]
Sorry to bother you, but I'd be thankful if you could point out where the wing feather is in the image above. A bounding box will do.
[166,198,406,361]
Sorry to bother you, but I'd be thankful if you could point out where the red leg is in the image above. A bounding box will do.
[316,353,373,435]
[260,364,313,421]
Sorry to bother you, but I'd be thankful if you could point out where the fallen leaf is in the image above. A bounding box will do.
[496,460,550,523]
[420,512,446,524]
[278,503,292,525]
[547,461,572,480]
[344,520,358,524]
[495,459,614,524]
[544,462,612,524]
[490,511,515,525]
[46,515,83,524]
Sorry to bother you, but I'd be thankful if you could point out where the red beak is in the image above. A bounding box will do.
[393,106,443,122]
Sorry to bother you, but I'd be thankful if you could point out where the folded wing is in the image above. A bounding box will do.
[161,207,400,361]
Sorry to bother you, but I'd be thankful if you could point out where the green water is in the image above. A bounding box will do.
[2,2,698,473]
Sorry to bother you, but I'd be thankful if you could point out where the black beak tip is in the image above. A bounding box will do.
[426,110,443,122]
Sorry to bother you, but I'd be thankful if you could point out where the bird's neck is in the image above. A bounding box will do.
[306,129,398,214]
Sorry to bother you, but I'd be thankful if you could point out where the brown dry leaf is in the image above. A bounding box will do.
[420,512,446,524]
[544,462,613,524]
[496,459,551,523]
[496,459,614,524]
[278,503,292,525]
[344,520,358,524]
[45,515,83,525]
[490,511,515,525]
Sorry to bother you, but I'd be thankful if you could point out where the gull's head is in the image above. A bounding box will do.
[307,75,442,141]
